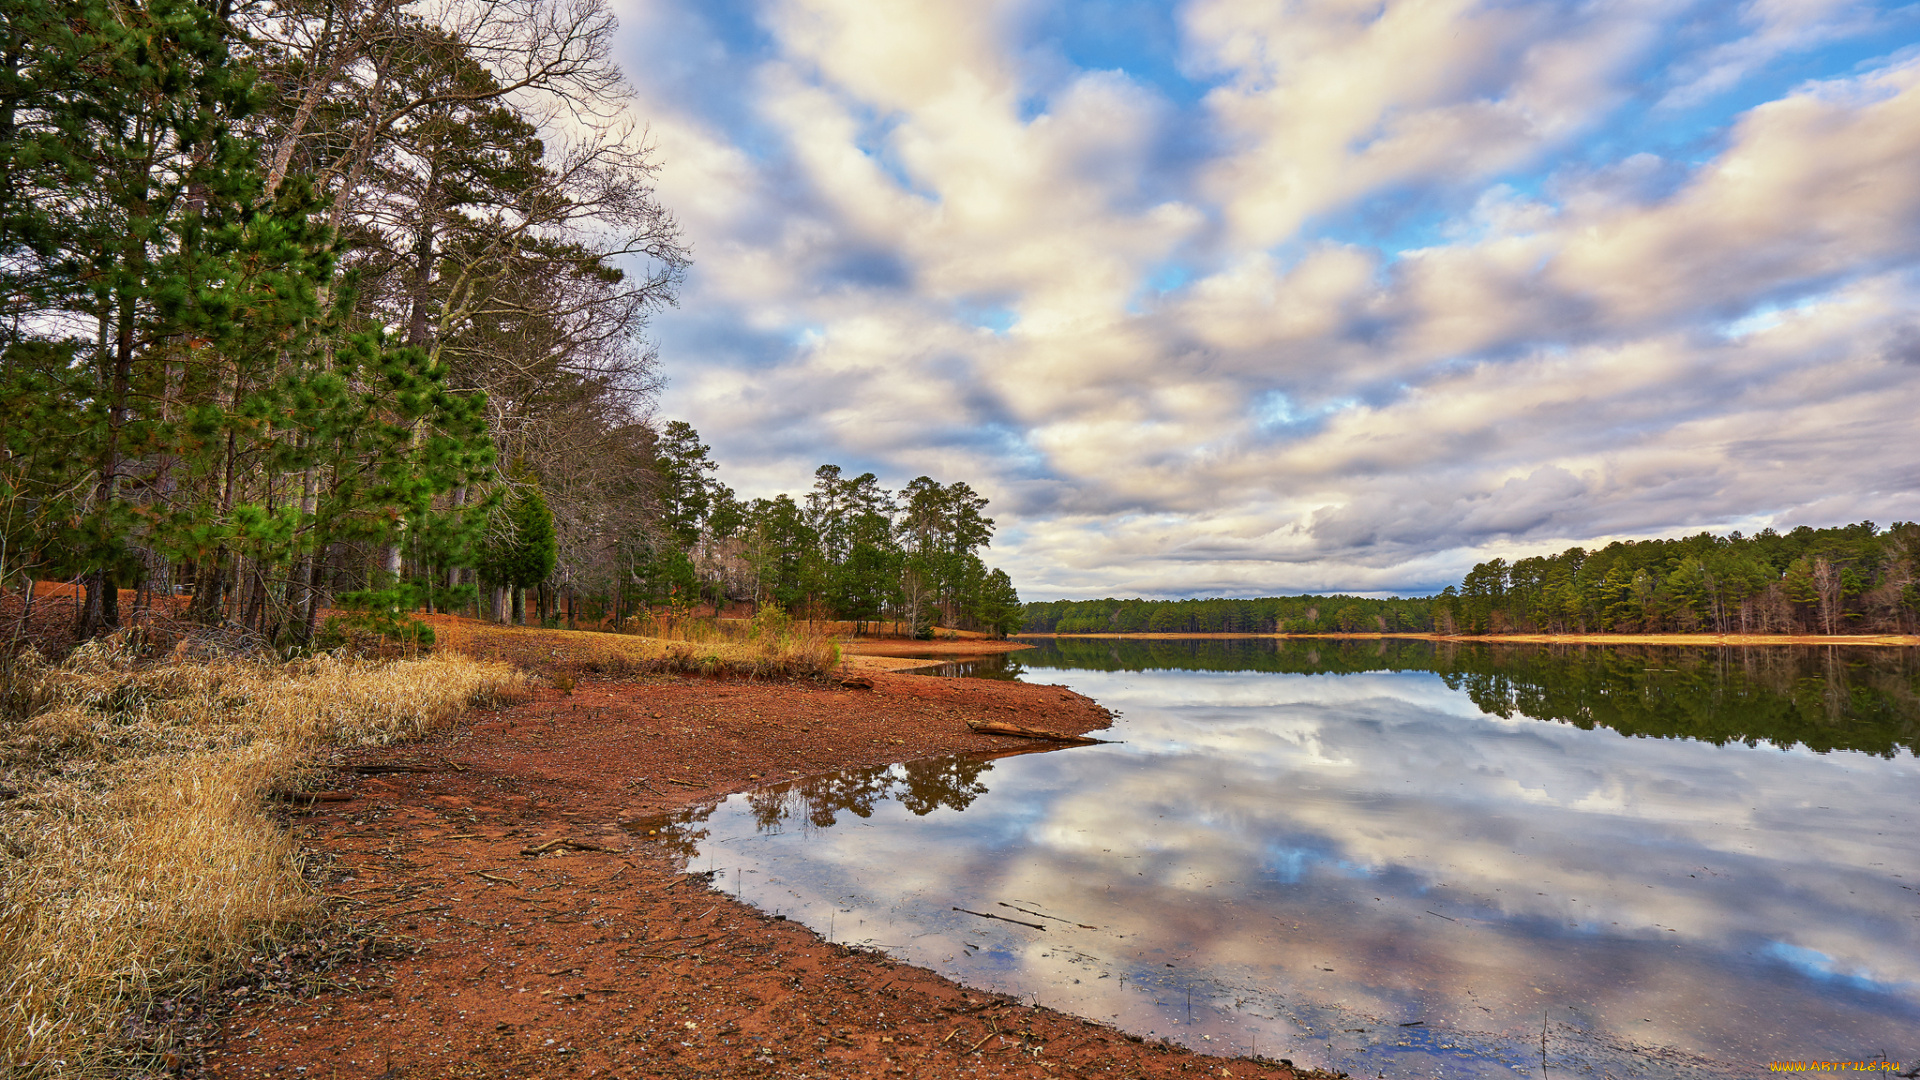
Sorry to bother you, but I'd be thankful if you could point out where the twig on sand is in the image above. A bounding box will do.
[520,837,616,856]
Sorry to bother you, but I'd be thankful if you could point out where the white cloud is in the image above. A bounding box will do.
[614,0,1920,598]
[1186,0,1661,251]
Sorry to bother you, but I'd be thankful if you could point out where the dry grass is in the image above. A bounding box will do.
[0,634,522,1076]
[435,608,842,686]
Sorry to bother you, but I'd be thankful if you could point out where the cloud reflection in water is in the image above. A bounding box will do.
[674,653,1920,1078]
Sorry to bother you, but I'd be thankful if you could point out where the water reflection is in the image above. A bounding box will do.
[638,747,1044,863]
[1018,637,1920,757]
[900,652,1027,680]
[661,643,1920,1078]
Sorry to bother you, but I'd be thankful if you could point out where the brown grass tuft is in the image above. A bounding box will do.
[0,634,520,1075]
[443,610,842,684]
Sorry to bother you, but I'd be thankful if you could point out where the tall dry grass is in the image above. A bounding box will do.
[632,606,841,678]
[449,607,842,685]
[0,634,521,1076]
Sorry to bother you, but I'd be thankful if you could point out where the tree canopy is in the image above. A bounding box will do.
[0,0,684,646]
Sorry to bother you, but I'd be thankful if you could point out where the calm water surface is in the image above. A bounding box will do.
[660,640,1920,1077]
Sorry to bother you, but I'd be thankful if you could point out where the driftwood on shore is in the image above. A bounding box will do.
[271,790,356,804]
[964,719,1114,745]
[520,837,616,856]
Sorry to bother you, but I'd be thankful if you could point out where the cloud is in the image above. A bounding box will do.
[1185,0,1661,251]
[614,0,1920,599]
[1658,0,1887,110]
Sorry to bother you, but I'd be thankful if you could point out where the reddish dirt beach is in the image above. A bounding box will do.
[204,663,1336,1079]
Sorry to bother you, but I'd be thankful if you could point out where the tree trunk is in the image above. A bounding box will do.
[78,297,138,639]
[15,577,35,640]
[445,484,466,601]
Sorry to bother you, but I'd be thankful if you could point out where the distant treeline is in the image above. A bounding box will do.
[1439,521,1920,635]
[1020,594,1436,635]
[1021,521,1920,637]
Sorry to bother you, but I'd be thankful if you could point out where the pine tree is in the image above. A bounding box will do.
[0,0,334,636]
[478,481,555,624]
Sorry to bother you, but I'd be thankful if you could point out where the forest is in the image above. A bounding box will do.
[1021,593,1437,635]
[1022,521,1920,637]
[0,0,1021,646]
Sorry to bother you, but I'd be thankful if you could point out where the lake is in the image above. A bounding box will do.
[659,639,1920,1077]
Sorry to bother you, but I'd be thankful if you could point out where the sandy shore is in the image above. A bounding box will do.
[203,626,1328,1079]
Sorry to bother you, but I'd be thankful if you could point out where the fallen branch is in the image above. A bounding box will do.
[271,790,356,804]
[998,902,1098,929]
[342,763,439,774]
[964,720,1112,745]
[953,906,1047,931]
[520,837,616,856]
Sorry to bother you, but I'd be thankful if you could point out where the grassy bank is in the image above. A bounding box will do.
[424,609,842,684]
[0,635,523,1075]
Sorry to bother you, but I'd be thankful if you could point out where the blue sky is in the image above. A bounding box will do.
[608,0,1920,599]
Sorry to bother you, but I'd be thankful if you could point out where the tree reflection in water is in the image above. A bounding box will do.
[647,754,1003,855]
[1021,637,1920,757]
[745,756,996,830]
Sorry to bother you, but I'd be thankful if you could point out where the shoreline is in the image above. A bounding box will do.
[205,627,1327,1079]
[1021,631,1920,646]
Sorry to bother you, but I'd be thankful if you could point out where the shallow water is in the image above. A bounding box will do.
[665,640,1920,1077]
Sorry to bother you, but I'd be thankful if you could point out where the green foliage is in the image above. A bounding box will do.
[480,483,557,590]
[0,0,500,645]
[609,425,1021,634]
[970,568,1023,636]
[1443,521,1920,635]
[1024,594,1434,635]
[655,421,719,548]
[321,596,436,648]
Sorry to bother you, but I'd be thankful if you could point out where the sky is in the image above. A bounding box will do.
[606,0,1920,600]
